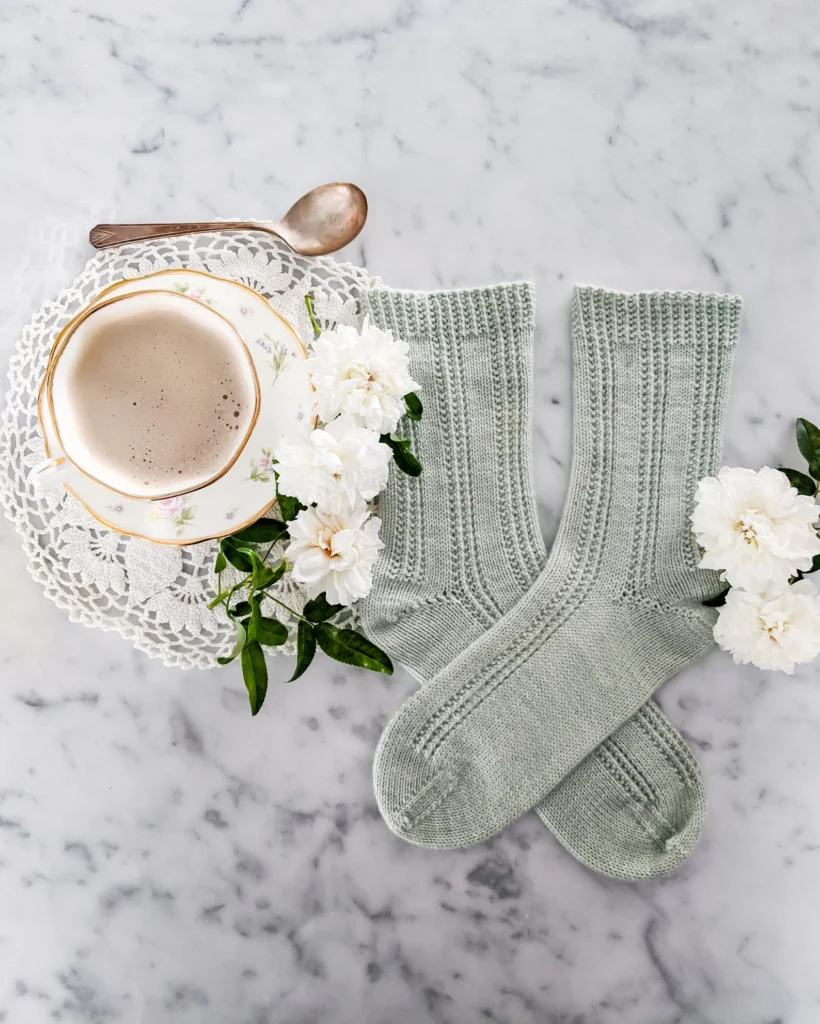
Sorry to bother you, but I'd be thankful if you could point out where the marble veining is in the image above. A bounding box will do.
[1,1,819,1021]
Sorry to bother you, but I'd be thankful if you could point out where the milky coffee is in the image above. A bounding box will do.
[52,294,256,498]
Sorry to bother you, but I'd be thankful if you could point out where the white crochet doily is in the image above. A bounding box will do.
[0,232,380,669]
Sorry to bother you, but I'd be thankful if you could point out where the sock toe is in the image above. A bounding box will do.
[537,714,707,880]
[373,698,465,845]
[646,777,706,873]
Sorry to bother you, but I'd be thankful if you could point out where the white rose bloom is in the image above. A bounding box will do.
[286,504,384,605]
[306,316,419,434]
[691,466,820,591]
[713,582,820,674]
[274,414,391,513]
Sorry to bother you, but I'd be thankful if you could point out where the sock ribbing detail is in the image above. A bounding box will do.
[595,739,660,807]
[410,285,741,761]
[364,283,541,630]
[411,289,618,757]
[633,704,700,787]
[490,308,547,590]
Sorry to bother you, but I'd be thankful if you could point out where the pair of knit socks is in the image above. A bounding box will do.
[360,283,742,879]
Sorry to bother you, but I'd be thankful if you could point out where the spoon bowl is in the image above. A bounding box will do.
[279,182,368,256]
[88,182,368,256]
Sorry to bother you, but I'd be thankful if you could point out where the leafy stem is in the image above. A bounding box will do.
[208,538,287,611]
[208,582,243,611]
[265,592,305,622]
[211,520,392,715]
[304,293,322,337]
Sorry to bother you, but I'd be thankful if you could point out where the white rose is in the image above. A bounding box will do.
[713,582,820,674]
[274,414,391,513]
[306,316,419,435]
[286,503,384,606]
[691,466,820,591]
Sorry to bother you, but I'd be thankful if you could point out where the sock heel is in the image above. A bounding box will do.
[361,590,497,682]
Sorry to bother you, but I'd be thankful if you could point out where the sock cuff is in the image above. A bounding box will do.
[573,285,743,349]
[565,282,743,595]
[361,280,545,617]
[365,282,535,356]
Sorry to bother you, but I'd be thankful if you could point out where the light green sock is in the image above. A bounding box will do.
[361,284,725,874]
[367,284,741,850]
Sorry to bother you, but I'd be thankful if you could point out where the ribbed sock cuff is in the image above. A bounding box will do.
[573,285,742,349]
[363,280,545,609]
[365,282,535,357]
[566,283,742,593]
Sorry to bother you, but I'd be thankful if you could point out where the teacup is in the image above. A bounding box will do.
[30,290,261,500]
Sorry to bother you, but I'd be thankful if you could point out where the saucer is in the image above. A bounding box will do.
[38,269,314,545]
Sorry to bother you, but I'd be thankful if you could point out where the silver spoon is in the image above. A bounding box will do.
[88,182,368,256]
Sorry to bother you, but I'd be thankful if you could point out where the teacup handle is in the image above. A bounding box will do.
[28,456,69,491]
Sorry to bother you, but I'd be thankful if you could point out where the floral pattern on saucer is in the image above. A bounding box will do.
[173,280,214,305]
[246,448,275,483]
[40,269,313,545]
[254,334,291,385]
[150,495,197,537]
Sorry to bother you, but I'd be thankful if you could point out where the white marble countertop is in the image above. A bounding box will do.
[1,2,819,1021]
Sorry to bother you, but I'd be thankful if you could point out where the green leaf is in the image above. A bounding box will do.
[236,547,277,592]
[703,586,731,608]
[217,617,247,665]
[239,591,287,646]
[391,444,422,477]
[806,552,820,575]
[796,418,820,480]
[404,391,423,421]
[232,600,252,618]
[255,559,287,591]
[214,550,227,574]
[271,462,306,521]
[380,433,422,477]
[229,544,286,593]
[256,616,288,646]
[237,546,264,572]
[247,594,262,642]
[314,623,393,675]
[241,641,268,715]
[231,518,290,545]
[276,488,305,522]
[303,592,344,623]
[779,467,817,496]
[288,620,316,681]
[220,537,254,573]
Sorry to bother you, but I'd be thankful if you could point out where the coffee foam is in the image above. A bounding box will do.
[51,295,256,498]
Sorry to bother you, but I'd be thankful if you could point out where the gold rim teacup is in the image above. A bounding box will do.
[30,289,261,500]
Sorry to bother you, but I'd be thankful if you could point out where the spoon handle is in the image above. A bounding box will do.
[88,221,278,249]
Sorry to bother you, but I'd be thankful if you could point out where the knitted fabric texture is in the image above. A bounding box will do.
[360,284,715,874]
[369,284,742,849]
